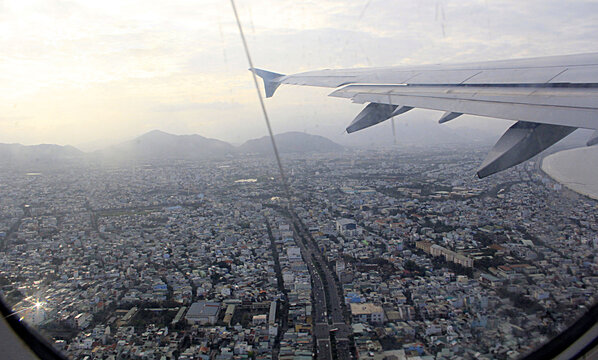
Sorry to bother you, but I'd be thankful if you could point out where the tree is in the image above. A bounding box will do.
[404,260,426,274]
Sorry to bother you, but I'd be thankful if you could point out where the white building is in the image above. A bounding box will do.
[350,303,385,324]
[287,246,302,261]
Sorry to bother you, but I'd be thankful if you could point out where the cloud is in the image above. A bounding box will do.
[152,101,245,113]
[0,116,30,123]
[1,0,598,145]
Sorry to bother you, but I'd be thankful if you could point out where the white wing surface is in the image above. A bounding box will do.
[253,53,598,177]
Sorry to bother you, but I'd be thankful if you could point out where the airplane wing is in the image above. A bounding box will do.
[252,53,598,178]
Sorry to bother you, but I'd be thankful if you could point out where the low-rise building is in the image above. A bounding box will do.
[350,303,385,324]
[185,301,221,325]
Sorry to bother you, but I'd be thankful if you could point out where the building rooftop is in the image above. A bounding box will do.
[350,303,383,315]
[186,301,220,318]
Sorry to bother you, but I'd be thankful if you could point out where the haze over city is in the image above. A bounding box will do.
[2,0,598,148]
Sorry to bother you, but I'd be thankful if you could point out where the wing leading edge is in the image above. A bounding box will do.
[251,53,598,178]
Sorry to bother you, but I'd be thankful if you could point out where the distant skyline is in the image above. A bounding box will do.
[2,0,598,148]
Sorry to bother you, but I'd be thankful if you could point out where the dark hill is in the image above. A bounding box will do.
[97,130,235,160]
[0,143,83,167]
[238,131,344,154]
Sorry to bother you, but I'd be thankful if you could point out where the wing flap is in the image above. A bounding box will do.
[549,66,598,83]
[329,84,598,130]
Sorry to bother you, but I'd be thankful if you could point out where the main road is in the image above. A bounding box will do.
[291,218,333,360]
[288,209,354,360]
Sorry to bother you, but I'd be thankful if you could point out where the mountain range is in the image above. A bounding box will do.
[0,143,84,168]
[0,130,345,168]
[96,130,237,161]
[2,125,593,168]
[238,131,343,154]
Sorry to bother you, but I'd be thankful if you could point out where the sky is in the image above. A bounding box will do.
[1,0,598,149]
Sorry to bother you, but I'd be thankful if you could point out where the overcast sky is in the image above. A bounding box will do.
[2,0,598,149]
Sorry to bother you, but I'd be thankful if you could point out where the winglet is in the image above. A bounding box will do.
[250,68,285,98]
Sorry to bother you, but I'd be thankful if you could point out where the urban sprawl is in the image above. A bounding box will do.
[1,145,597,360]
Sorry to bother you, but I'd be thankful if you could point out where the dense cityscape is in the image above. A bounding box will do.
[1,145,597,360]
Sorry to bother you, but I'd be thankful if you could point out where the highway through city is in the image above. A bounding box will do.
[291,218,333,360]
[288,209,354,360]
